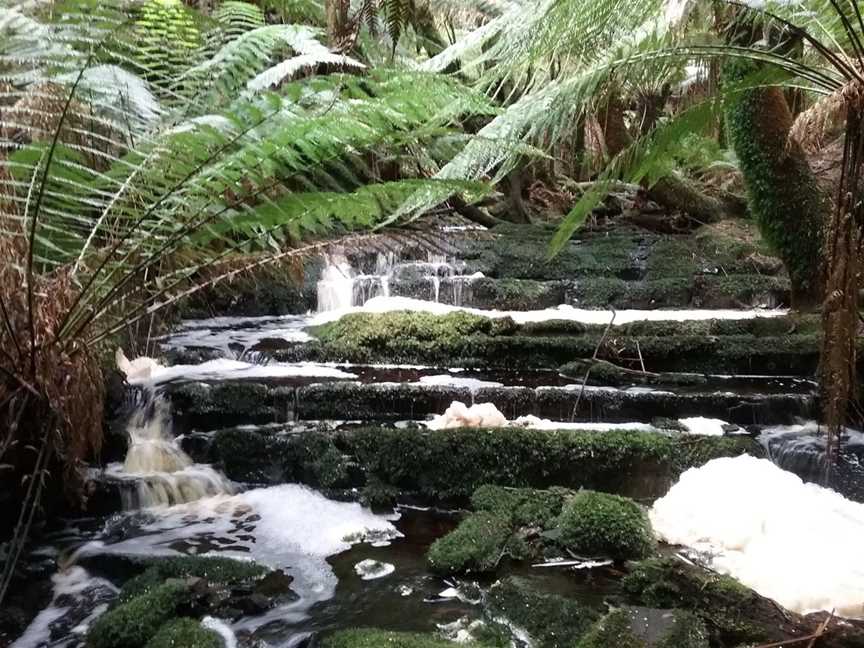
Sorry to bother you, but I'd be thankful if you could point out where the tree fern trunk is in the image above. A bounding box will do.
[820,98,864,456]
[724,62,827,309]
[326,0,348,46]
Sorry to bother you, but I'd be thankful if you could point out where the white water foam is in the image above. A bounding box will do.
[354,559,396,580]
[75,484,401,609]
[130,359,357,385]
[678,417,728,437]
[650,455,864,618]
[202,617,238,648]
[311,295,787,327]
[11,567,118,648]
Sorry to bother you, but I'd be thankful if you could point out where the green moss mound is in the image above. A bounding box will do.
[87,581,188,648]
[143,619,222,648]
[487,577,599,647]
[622,558,777,645]
[322,628,494,648]
[120,555,267,601]
[555,491,655,560]
[470,485,570,527]
[426,511,512,574]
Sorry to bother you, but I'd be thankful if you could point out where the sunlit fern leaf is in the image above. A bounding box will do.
[214,1,266,39]
[244,27,366,91]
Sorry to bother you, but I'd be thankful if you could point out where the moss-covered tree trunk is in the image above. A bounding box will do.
[724,64,828,309]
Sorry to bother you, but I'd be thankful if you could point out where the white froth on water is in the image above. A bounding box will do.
[75,484,401,611]
[311,295,787,327]
[130,359,357,385]
[678,417,728,436]
[12,567,118,648]
[202,617,237,648]
[426,401,657,432]
[427,401,508,429]
[354,559,396,580]
[418,374,503,390]
[650,455,864,618]
[512,415,657,432]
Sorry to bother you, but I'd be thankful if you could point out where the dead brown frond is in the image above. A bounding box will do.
[790,80,864,154]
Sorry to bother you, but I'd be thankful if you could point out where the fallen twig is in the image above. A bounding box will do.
[752,611,834,648]
[571,310,616,420]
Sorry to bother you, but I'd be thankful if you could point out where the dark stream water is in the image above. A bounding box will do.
[12,503,620,648]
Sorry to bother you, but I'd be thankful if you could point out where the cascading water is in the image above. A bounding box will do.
[316,251,483,312]
[759,423,864,502]
[109,389,232,508]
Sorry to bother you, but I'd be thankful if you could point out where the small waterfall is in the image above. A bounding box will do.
[115,389,232,508]
[760,423,864,502]
[316,254,355,312]
[316,252,483,312]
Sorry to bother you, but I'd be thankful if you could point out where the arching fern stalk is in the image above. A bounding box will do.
[0,0,490,602]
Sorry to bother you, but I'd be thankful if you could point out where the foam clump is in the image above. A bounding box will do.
[650,455,864,618]
[115,348,163,381]
[426,401,508,430]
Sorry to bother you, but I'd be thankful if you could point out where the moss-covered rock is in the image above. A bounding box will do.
[622,558,783,645]
[211,426,286,483]
[576,608,709,648]
[471,485,570,527]
[87,581,188,648]
[169,381,294,431]
[575,609,646,647]
[119,556,269,602]
[296,309,833,375]
[346,426,763,502]
[211,426,762,503]
[486,577,599,647]
[322,628,495,648]
[555,491,655,560]
[426,511,512,574]
[143,618,222,648]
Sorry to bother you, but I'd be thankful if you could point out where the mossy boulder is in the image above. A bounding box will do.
[576,608,709,648]
[119,556,270,602]
[426,511,512,574]
[555,491,655,560]
[87,581,189,648]
[143,619,222,648]
[486,577,599,647]
[622,558,790,646]
[471,485,570,527]
[575,609,645,648]
[322,628,495,648]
